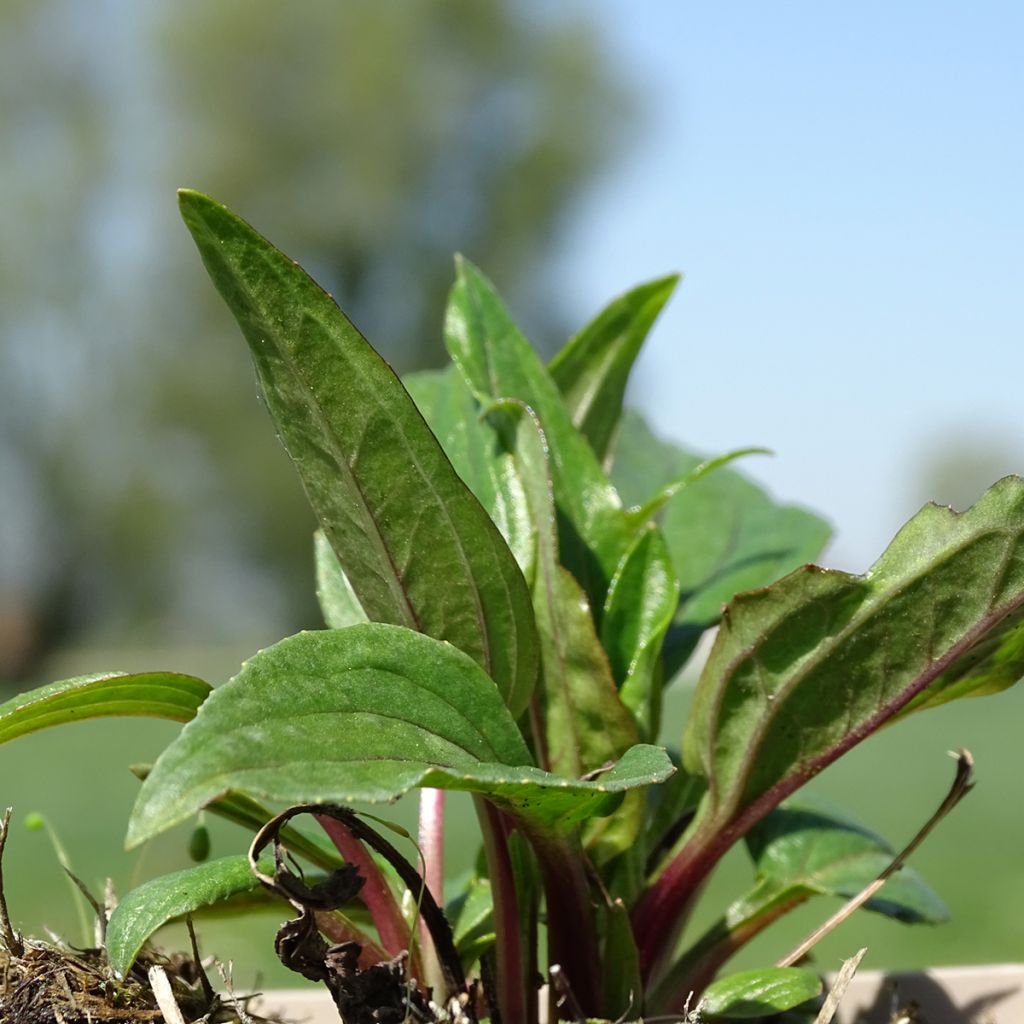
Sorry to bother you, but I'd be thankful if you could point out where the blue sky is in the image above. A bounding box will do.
[557,1,1023,569]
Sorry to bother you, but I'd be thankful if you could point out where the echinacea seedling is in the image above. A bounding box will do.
[3,190,1024,1023]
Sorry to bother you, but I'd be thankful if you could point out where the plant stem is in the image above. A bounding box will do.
[417,787,448,996]
[527,828,602,1017]
[418,788,445,907]
[631,820,724,985]
[475,798,535,1024]
[315,813,416,966]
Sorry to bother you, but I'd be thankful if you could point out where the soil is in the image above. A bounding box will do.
[0,938,279,1024]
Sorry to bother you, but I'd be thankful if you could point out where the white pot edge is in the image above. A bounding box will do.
[250,964,1024,1023]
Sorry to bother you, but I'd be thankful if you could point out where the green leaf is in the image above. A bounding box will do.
[445,256,631,609]
[601,524,679,740]
[404,367,534,582]
[314,529,369,629]
[0,671,210,745]
[107,855,263,977]
[610,411,832,676]
[739,800,947,926]
[699,967,821,1019]
[599,897,642,1022]
[446,876,495,955]
[685,475,1024,841]
[499,403,643,860]
[625,446,773,528]
[178,190,537,718]
[548,274,678,464]
[127,625,674,847]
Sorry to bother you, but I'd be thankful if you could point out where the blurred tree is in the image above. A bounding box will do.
[0,0,635,680]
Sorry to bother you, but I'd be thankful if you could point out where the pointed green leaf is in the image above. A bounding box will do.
[548,274,679,463]
[601,524,679,740]
[737,800,947,926]
[445,256,631,609]
[611,412,831,676]
[127,625,673,847]
[178,190,537,718]
[625,446,773,528]
[685,476,1024,840]
[0,671,210,745]
[404,366,535,582]
[699,967,821,1019]
[499,403,643,860]
[106,856,264,977]
[315,529,369,629]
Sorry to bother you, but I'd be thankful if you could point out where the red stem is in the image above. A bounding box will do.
[315,813,414,964]
[632,820,727,985]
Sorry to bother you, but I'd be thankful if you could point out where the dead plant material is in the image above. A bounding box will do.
[0,808,283,1024]
[0,937,274,1024]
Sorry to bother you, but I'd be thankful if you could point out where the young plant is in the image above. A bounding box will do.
[3,191,1024,1023]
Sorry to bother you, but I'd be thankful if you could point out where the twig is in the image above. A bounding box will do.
[216,960,257,1024]
[549,964,586,1024]
[63,867,106,947]
[814,948,868,1024]
[186,914,217,1007]
[778,749,974,968]
[0,807,24,956]
[148,964,188,1024]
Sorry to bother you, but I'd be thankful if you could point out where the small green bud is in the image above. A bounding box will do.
[188,823,211,862]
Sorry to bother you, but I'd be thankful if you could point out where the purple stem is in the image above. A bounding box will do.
[526,830,602,1017]
[475,798,535,1024]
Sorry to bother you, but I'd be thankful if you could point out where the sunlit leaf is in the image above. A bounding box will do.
[601,523,679,740]
[699,966,821,1019]
[107,856,264,977]
[179,190,537,717]
[499,404,643,860]
[128,625,674,848]
[548,274,678,463]
[685,477,1024,829]
[445,256,631,610]
[404,366,534,582]
[0,671,210,745]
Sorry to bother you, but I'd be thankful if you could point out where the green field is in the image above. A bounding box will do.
[1,644,1021,990]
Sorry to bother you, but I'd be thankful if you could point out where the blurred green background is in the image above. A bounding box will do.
[1,0,1021,986]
